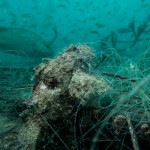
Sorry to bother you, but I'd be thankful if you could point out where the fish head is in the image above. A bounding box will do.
[32,42,52,58]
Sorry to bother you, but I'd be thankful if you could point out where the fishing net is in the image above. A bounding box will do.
[74,41,150,150]
[0,64,33,116]
[0,43,149,149]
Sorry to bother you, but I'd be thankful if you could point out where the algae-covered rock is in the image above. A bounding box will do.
[31,45,96,118]
[69,70,109,100]
[1,44,150,149]
[18,118,41,149]
[16,44,109,149]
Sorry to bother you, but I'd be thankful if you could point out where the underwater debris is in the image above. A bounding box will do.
[0,44,150,149]
[20,45,108,148]
[98,30,118,54]
[128,15,150,48]
[98,15,150,58]
[101,72,137,82]
[0,45,109,149]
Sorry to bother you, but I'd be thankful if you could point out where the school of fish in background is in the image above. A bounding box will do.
[0,0,150,67]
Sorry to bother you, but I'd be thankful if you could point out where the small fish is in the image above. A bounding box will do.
[64,14,69,18]
[89,30,99,34]
[32,6,38,10]
[104,3,109,7]
[0,19,5,22]
[57,4,66,8]
[140,3,150,8]
[22,20,29,24]
[145,29,150,33]
[9,12,17,18]
[65,0,70,4]
[71,23,77,26]
[107,11,112,15]
[88,1,93,5]
[78,28,83,31]
[117,28,132,33]
[70,29,77,33]
[75,1,80,6]
[63,37,72,43]
[95,23,105,28]
[21,13,31,18]
[0,1,7,8]
[90,17,96,20]
[28,24,37,28]
[42,22,51,28]
[10,20,16,25]
[79,8,84,13]
[83,19,87,24]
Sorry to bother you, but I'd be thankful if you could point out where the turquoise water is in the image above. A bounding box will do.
[0,0,150,149]
[0,0,149,60]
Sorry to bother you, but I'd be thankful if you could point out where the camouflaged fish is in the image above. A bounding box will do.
[0,27,54,58]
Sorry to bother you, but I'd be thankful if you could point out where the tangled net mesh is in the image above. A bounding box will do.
[76,41,150,149]
[0,41,150,150]
[0,64,33,116]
